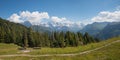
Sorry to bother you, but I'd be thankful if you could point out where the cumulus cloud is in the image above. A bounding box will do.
[8,9,120,27]
[8,11,83,27]
[51,16,77,24]
[51,16,66,23]
[50,16,74,27]
[8,11,82,27]
[8,11,49,24]
[91,10,120,22]
[8,14,23,23]
[49,16,84,27]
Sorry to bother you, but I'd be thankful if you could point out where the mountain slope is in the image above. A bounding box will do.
[31,25,53,34]
[21,19,85,33]
[96,22,120,39]
[30,22,84,33]
[80,22,109,36]
[22,21,32,27]
[0,18,28,45]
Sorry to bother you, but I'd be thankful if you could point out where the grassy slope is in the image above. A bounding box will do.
[28,36,120,55]
[11,42,119,60]
[0,43,20,55]
[0,36,120,60]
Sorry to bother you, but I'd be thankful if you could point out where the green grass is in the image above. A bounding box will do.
[0,36,120,60]
[47,41,120,60]
[28,36,120,55]
[61,42,119,60]
[0,41,120,60]
[28,43,100,55]
[0,43,20,55]
[0,36,120,55]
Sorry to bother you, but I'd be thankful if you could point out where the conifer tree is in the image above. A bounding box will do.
[22,30,28,49]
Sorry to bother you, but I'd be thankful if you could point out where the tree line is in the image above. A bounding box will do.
[0,18,99,48]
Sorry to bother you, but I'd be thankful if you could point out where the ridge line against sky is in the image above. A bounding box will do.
[0,0,120,25]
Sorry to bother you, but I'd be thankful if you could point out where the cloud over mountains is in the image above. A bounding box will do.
[92,10,120,22]
[8,10,120,27]
[8,11,82,27]
[8,11,49,24]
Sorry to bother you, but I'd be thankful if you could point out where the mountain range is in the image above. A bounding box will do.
[96,22,120,39]
[2,17,119,40]
[22,20,84,33]
[80,22,110,36]
[21,20,120,40]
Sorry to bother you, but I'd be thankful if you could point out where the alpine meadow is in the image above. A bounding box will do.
[0,0,120,60]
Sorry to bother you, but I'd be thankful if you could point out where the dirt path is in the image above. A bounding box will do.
[0,40,120,57]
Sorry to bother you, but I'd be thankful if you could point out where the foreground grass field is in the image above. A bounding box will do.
[1,41,120,60]
[29,37,120,55]
[0,36,120,60]
[0,43,20,55]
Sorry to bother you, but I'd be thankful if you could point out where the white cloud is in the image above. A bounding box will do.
[8,11,81,27]
[8,9,120,27]
[92,10,120,22]
[51,16,66,23]
[80,19,93,25]
[8,11,82,27]
[8,11,49,24]
[8,14,23,23]
[50,16,82,27]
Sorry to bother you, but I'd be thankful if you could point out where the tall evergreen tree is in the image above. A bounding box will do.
[22,30,28,49]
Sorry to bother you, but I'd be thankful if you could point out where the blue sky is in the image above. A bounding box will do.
[0,0,120,24]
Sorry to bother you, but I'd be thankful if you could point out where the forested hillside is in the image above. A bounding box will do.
[96,22,120,39]
[0,18,99,48]
[0,18,28,46]
[81,22,109,36]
